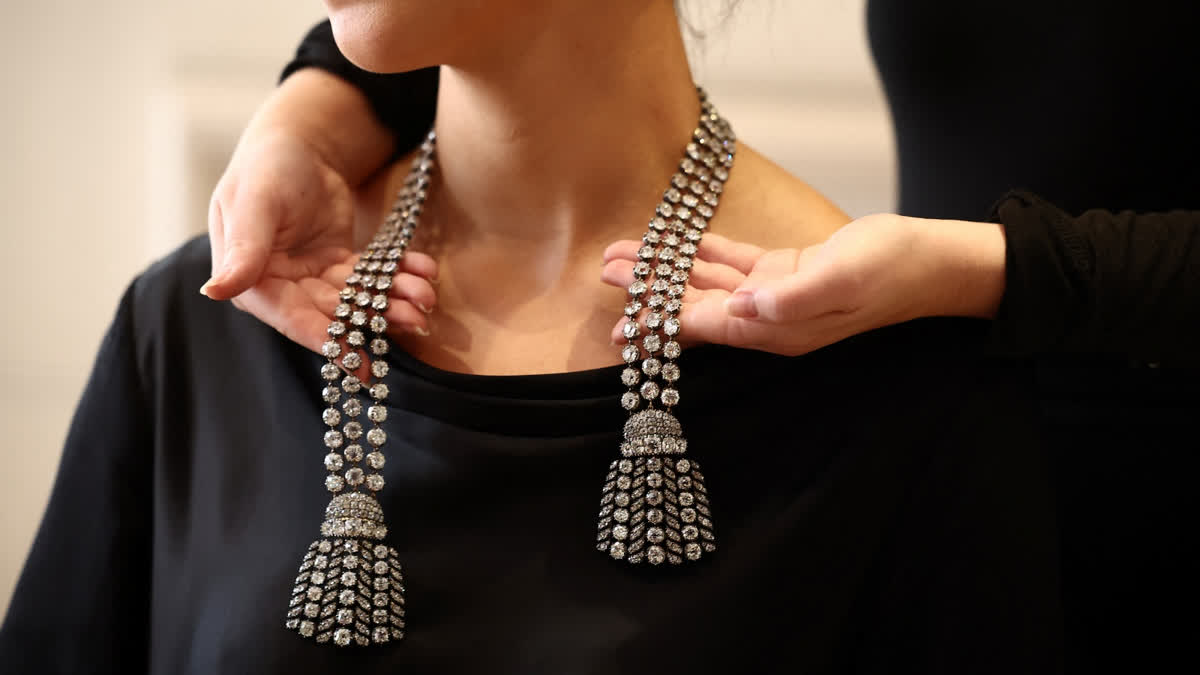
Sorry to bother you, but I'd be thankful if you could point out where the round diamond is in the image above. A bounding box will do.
[625,300,642,316]
[322,387,341,404]
[663,341,682,359]
[646,458,662,471]
[643,334,662,353]
[344,444,364,462]
[340,571,357,586]
[646,508,664,524]
[620,367,640,386]
[374,544,389,558]
[347,330,365,348]
[618,459,633,473]
[371,338,390,355]
[682,525,699,540]
[685,542,702,560]
[370,384,389,400]
[335,302,352,318]
[328,321,347,337]
[676,459,691,473]
[311,571,326,585]
[323,408,341,426]
[646,490,663,506]
[318,541,332,553]
[366,474,385,491]
[345,467,364,486]
[640,381,660,400]
[616,476,632,490]
[368,405,388,423]
[307,586,323,601]
[339,589,356,605]
[321,364,341,381]
[367,428,387,447]
[628,280,648,296]
[343,421,363,440]
[299,620,315,637]
[622,320,640,339]
[373,576,390,591]
[324,453,344,471]
[677,476,693,489]
[304,602,320,618]
[614,492,630,507]
[374,560,389,575]
[661,388,680,406]
[372,293,389,310]
[371,360,389,378]
[621,392,640,410]
[622,344,640,363]
[681,507,697,523]
[322,341,341,359]
[341,352,362,370]
[663,317,681,335]
[342,375,362,393]
[350,311,368,327]
[370,315,388,333]
[343,556,359,569]
[341,399,362,418]
[646,473,663,488]
[334,628,352,646]
[325,475,344,492]
[613,508,629,523]
[662,363,680,382]
[367,451,386,469]
[609,542,627,559]
[612,525,628,540]
[641,358,661,376]
[646,527,665,544]
[647,545,666,565]
[324,430,344,449]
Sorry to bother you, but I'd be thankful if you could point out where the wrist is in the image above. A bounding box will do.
[911,216,1008,319]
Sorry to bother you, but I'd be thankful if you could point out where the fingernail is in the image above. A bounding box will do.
[726,291,758,318]
[199,280,214,298]
[416,303,432,314]
[409,325,430,337]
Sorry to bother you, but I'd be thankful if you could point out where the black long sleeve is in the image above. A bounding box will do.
[280,20,437,157]
[988,191,1200,364]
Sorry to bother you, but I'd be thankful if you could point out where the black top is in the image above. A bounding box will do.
[0,237,1062,672]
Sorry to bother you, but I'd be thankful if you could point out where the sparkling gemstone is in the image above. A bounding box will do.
[343,556,359,570]
[324,430,344,449]
[343,398,362,417]
[345,467,365,486]
[656,203,673,218]
[307,586,323,601]
[663,318,681,335]
[643,335,662,353]
[373,626,391,643]
[618,459,633,473]
[646,473,663,488]
[661,388,681,406]
[646,458,662,471]
[698,204,714,219]
[646,490,663,506]
[374,545,389,558]
[647,545,666,565]
[370,361,389,379]
[621,368,640,386]
[322,386,341,404]
[323,408,341,426]
[366,474,385,491]
[322,341,341,359]
[640,381,660,400]
[340,571,357,586]
[675,459,691,473]
[370,315,388,333]
[372,294,389,311]
[339,589,356,605]
[299,620,315,637]
[668,284,685,298]
[344,445,365,462]
[324,453,344,471]
[368,406,388,423]
[681,507,697,523]
[373,576,390,591]
[628,280,648,296]
[612,524,629,540]
[341,352,362,370]
[677,476,693,489]
[325,475,344,492]
[645,312,663,330]
[616,476,632,490]
[682,525,699,540]
[351,311,368,326]
[367,428,387,447]
[685,542,702,560]
[311,571,327,585]
[679,492,695,506]
[646,508,664,524]
[343,421,363,440]
[342,375,362,393]
[624,300,643,316]
[622,320,640,339]
[665,299,682,313]
[614,508,630,523]
[347,331,365,347]
[335,303,352,318]
[661,363,680,382]
[663,341,682,359]
[321,364,341,381]
[318,541,333,553]
[621,344,640,363]
[370,384,389,400]
[641,358,662,376]
[337,608,354,625]
[650,216,668,231]
[647,527,665,543]
[633,261,651,277]
[374,561,389,575]
[657,247,676,262]
[328,321,347,337]
[620,392,640,410]
[652,278,670,292]
[367,451,386,469]
[371,338,390,355]
[304,602,320,618]
[334,628,352,646]
[615,492,630,507]
[609,542,627,559]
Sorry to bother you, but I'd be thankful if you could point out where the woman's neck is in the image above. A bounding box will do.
[429,1,699,250]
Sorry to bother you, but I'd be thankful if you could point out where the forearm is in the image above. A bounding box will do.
[242,67,395,187]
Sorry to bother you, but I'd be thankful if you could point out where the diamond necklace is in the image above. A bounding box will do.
[285,88,735,647]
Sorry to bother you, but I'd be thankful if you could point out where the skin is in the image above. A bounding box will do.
[204,0,1007,372]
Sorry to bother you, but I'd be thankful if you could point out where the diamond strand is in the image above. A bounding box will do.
[285,131,435,648]
[598,89,733,566]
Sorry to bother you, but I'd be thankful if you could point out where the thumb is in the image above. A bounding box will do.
[725,264,840,323]
[201,195,277,300]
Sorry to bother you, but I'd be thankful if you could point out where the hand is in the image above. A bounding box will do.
[601,213,1006,356]
[200,70,436,355]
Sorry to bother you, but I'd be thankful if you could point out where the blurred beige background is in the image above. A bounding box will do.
[0,0,895,615]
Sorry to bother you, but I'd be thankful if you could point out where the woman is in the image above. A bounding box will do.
[0,1,1060,672]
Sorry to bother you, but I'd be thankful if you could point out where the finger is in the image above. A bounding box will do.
[729,249,847,323]
[601,257,745,293]
[234,280,332,354]
[607,286,719,346]
[319,261,438,314]
[602,239,641,263]
[206,194,227,285]
[204,188,279,300]
[694,233,765,275]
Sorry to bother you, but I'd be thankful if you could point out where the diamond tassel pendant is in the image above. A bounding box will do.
[285,493,406,646]
[597,410,716,565]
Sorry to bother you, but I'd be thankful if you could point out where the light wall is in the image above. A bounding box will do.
[0,0,894,615]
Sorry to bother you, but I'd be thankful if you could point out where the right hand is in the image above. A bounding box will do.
[202,127,438,354]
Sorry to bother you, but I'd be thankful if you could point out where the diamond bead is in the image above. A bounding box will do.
[325,453,344,471]
[622,320,640,339]
[622,344,640,363]
[367,452,386,469]
[641,358,661,376]
[345,467,364,486]
[621,368,640,386]
[323,408,341,426]
[324,430,344,449]
[344,445,364,462]
[661,363,680,381]
[368,406,388,423]
[640,381,661,400]
[366,474,385,491]
[342,376,362,393]
[322,386,341,404]
[621,392,640,410]
[351,311,368,326]
[321,364,341,381]
[343,398,362,417]
[347,331,365,348]
[322,342,341,359]
[661,388,680,406]
[370,384,389,400]
[370,339,389,355]
[367,428,387,447]
[663,341,682,358]
[343,421,363,440]
[663,318,681,335]
[643,335,661,352]
[370,315,388,333]
[325,475,345,492]
[341,352,362,370]
[371,360,389,378]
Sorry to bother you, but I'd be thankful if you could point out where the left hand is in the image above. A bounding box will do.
[601,213,1006,356]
